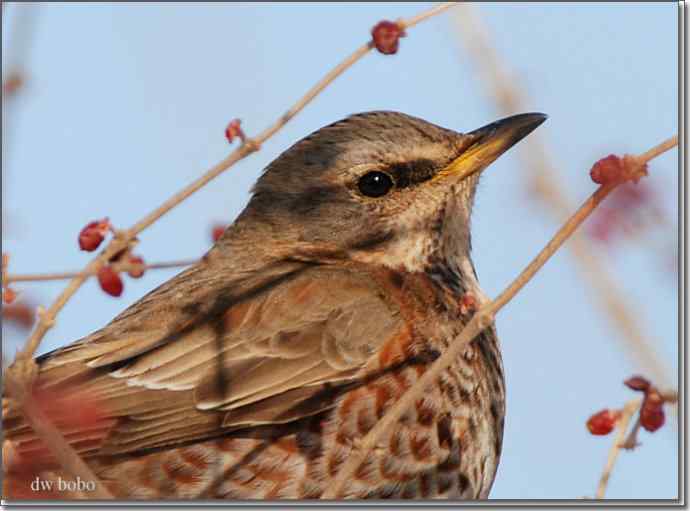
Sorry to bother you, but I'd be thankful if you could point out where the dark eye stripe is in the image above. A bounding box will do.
[385,158,438,189]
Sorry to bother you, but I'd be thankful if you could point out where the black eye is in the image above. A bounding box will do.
[357,171,394,198]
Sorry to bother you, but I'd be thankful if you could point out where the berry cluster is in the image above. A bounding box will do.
[586,375,672,437]
[77,219,146,297]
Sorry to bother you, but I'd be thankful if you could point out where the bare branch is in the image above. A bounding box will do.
[5,258,197,284]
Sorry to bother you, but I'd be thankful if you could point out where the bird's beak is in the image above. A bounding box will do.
[435,113,547,182]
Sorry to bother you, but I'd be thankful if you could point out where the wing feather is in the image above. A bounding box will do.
[5,262,403,459]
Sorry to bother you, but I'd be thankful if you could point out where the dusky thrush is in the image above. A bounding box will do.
[3,111,546,499]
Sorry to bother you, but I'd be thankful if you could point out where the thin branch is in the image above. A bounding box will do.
[595,399,641,499]
[451,4,676,397]
[5,258,197,284]
[398,2,456,29]
[321,137,677,499]
[636,136,678,163]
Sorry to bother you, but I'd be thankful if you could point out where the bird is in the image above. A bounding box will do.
[3,110,546,500]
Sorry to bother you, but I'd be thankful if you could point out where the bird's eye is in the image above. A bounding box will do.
[357,171,394,198]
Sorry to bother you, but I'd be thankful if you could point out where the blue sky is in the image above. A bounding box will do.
[2,2,679,500]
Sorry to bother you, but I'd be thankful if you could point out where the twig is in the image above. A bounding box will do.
[451,4,676,397]
[595,399,641,499]
[321,137,677,499]
[398,2,455,29]
[636,136,679,163]
[5,258,197,284]
[3,4,39,234]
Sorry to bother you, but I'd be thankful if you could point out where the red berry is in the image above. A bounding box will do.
[127,255,146,279]
[640,401,665,432]
[639,389,666,432]
[225,119,245,144]
[371,20,406,55]
[624,375,651,392]
[586,409,620,435]
[590,154,624,185]
[211,224,227,242]
[78,218,110,252]
[3,287,16,304]
[97,266,123,297]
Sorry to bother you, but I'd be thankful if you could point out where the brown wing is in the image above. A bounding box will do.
[4,261,404,459]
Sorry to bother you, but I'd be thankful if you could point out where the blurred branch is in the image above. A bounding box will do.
[3,4,39,232]
[450,4,675,395]
[2,3,39,74]
[595,399,641,499]
[323,138,677,499]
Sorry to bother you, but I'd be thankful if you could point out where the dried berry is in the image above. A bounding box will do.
[640,389,666,432]
[2,287,17,304]
[126,255,146,279]
[78,218,111,252]
[586,409,620,435]
[371,20,406,55]
[640,402,665,432]
[225,119,245,144]
[590,154,624,185]
[624,375,651,392]
[97,266,123,297]
[211,224,227,242]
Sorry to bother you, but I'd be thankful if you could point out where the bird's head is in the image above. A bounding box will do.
[237,111,546,272]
